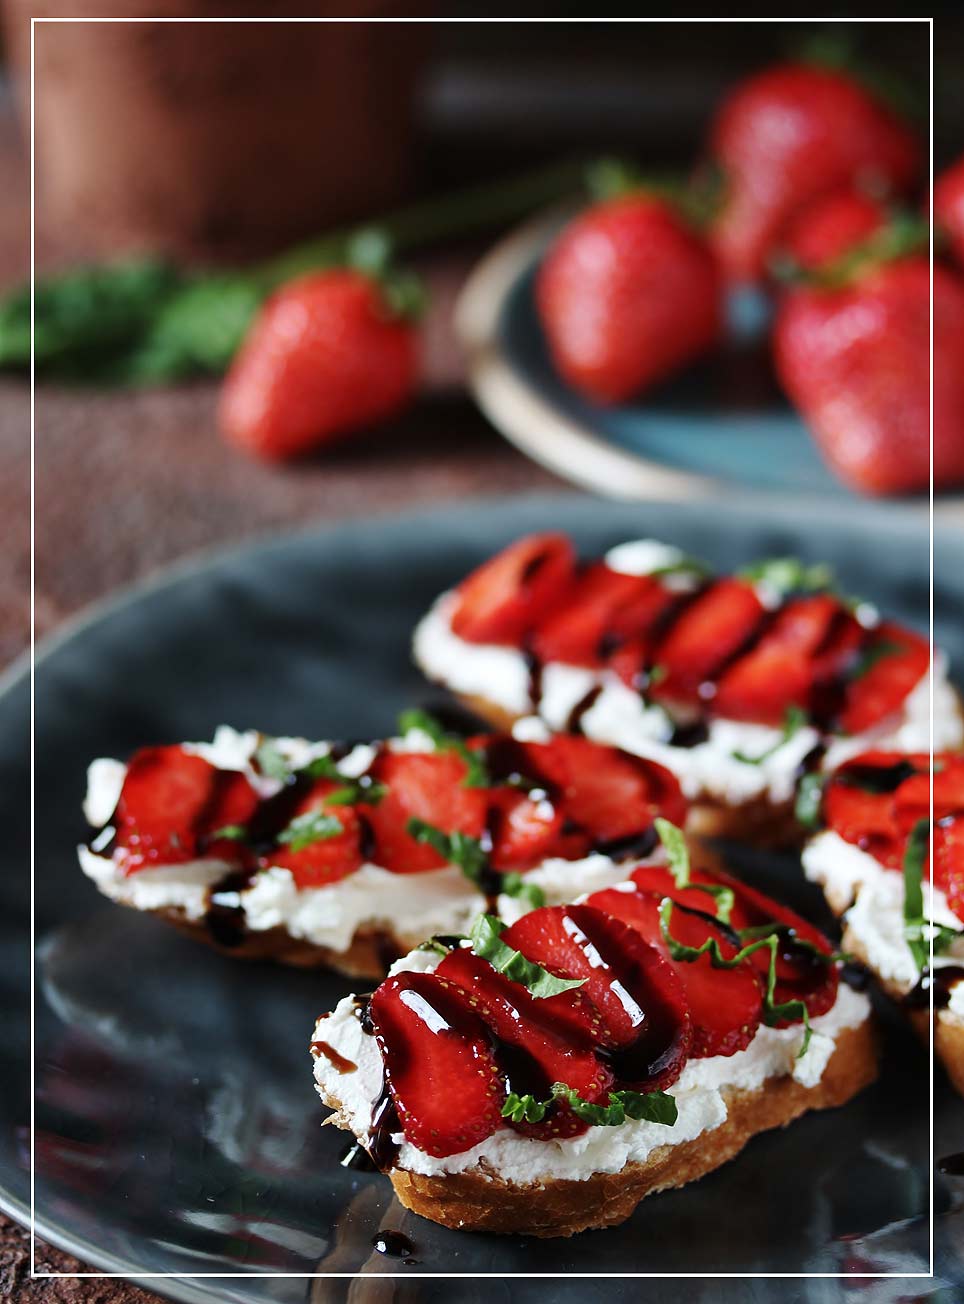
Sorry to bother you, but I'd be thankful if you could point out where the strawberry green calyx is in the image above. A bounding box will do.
[584,157,723,230]
[771,211,932,291]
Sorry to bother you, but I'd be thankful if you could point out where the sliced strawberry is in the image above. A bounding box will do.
[503,905,691,1091]
[436,948,613,1140]
[366,751,488,873]
[265,779,363,888]
[807,608,867,727]
[717,871,839,1020]
[586,886,763,1057]
[200,769,262,861]
[896,756,964,829]
[934,819,964,919]
[522,736,687,845]
[531,565,674,667]
[486,787,589,872]
[449,533,576,646]
[713,593,839,725]
[838,621,930,735]
[629,862,736,914]
[650,578,766,709]
[368,972,505,1159]
[115,746,224,873]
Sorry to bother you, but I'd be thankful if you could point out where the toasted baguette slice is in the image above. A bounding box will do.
[455,691,802,849]
[390,1023,876,1236]
[314,1016,877,1238]
[802,827,964,1098]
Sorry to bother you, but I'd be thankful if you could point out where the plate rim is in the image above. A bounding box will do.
[454,214,964,518]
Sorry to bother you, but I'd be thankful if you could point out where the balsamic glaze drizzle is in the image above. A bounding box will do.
[904,966,964,1011]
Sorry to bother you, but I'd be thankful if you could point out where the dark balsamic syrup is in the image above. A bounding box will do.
[904,966,964,1011]
[371,1230,416,1259]
[841,961,872,992]
[523,649,544,709]
[938,1152,964,1176]
[667,720,710,749]
[204,868,257,948]
[310,1041,358,1074]
[340,1141,378,1171]
[566,685,603,735]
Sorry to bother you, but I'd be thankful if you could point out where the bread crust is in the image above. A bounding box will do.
[134,902,401,978]
[455,692,803,848]
[381,1020,877,1237]
[841,921,964,1097]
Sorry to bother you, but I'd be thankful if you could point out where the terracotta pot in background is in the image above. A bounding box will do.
[2,2,430,262]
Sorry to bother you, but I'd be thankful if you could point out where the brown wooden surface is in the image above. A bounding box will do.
[0,89,559,1300]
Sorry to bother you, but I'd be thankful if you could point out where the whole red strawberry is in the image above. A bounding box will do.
[935,156,964,271]
[219,269,418,460]
[536,194,722,404]
[777,185,889,274]
[775,257,964,494]
[708,63,919,283]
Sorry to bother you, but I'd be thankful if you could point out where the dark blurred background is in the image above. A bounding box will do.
[0,11,946,268]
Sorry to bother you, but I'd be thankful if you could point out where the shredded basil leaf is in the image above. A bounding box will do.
[649,557,711,582]
[406,818,490,886]
[501,1092,548,1124]
[208,824,248,842]
[903,818,930,972]
[659,898,813,1057]
[499,872,547,909]
[849,639,904,681]
[733,705,809,766]
[277,810,344,851]
[255,738,293,782]
[551,1083,678,1127]
[300,754,387,804]
[647,663,668,686]
[501,1084,677,1128]
[738,557,834,596]
[469,914,585,998]
[416,937,459,957]
[794,772,828,830]
[397,708,490,787]
[654,818,734,924]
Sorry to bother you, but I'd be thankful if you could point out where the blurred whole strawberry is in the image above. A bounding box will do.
[219,267,419,460]
[776,185,890,274]
[774,256,964,495]
[707,62,920,283]
[536,193,722,403]
[935,156,964,271]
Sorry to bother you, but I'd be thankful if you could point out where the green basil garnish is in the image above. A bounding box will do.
[654,818,734,923]
[397,708,490,788]
[469,914,585,998]
[405,818,490,886]
[277,810,344,851]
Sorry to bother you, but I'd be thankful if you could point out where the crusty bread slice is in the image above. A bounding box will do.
[839,921,964,1097]
[454,691,804,851]
[318,1020,877,1238]
[153,906,410,978]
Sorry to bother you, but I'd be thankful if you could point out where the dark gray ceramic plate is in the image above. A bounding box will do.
[4,493,963,1301]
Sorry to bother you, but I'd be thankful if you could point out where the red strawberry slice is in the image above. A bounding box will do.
[522,736,687,844]
[903,755,964,826]
[713,594,839,725]
[449,533,576,645]
[934,820,964,919]
[115,746,233,874]
[650,578,766,709]
[503,905,691,1091]
[531,565,674,668]
[486,787,589,872]
[436,948,613,1140]
[368,972,506,1159]
[825,777,903,869]
[716,871,838,1021]
[586,886,763,1057]
[630,862,736,915]
[266,779,363,889]
[366,751,488,874]
[838,621,930,735]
